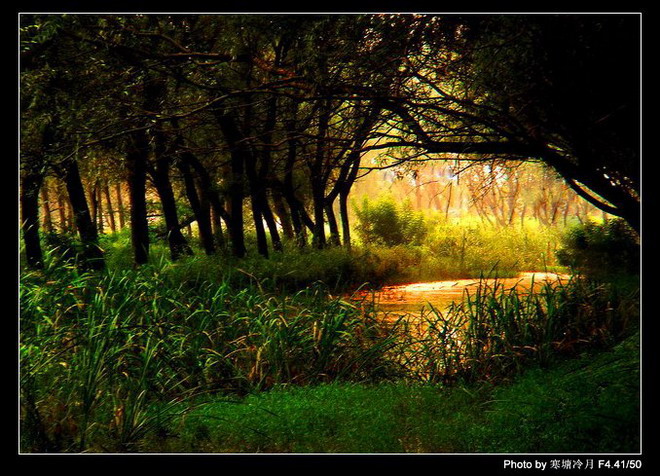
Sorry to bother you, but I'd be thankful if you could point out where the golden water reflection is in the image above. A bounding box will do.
[349,272,571,316]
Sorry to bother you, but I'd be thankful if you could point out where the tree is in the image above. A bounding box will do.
[362,14,640,233]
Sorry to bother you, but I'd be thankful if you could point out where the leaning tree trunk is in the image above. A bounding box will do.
[178,158,215,256]
[242,141,269,257]
[271,187,294,240]
[261,195,283,252]
[152,157,193,260]
[103,182,117,233]
[325,201,341,246]
[62,159,104,270]
[151,126,193,260]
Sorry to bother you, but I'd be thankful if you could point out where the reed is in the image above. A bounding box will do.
[20,247,636,451]
[386,275,637,384]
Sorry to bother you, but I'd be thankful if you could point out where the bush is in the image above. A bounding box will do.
[354,196,427,246]
[556,219,639,279]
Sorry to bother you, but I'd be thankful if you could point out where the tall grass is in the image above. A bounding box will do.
[20,253,636,452]
[384,275,638,384]
[19,255,400,452]
[20,222,637,452]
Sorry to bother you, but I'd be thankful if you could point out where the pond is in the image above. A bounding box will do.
[348,272,571,316]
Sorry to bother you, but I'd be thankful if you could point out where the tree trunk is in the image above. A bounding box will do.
[126,133,150,266]
[152,157,193,260]
[214,111,247,258]
[63,159,104,269]
[325,201,341,246]
[56,181,69,232]
[40,181,53,234]
[179,158,215,255]
[271,187,294,240]
[21,170,44,269]
[103,182,117,233]
[88,182,98,232]
[210,202,226,249]
[339,190,351,250]
[261,195,283,252]
[115,182,126,229]
[312,181,326,249]
[95,182,105,234]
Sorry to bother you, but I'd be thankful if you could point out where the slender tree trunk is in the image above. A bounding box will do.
[214,111,247,258]
[339,190,351,250]
[242,143,269,257]
[21,170,44,269]
[210,203,226,249]
[261,195,282,252]
[56,181,69,232]
[271,187,294,240]
[40,181,53,234]
[311,181,326,249]
[63,159,104,269]
[95,182,104,234]
[103,182,117,233]
[177,149,231,250]
[88,182,98,232]
[325,201,341,246]
[251,194,269,258]
[179,158,215,255]
[114,183,126,229]
[445,183,453,221]
[126,132,150,266]
[152,157,193,260]
[151,115,194,260]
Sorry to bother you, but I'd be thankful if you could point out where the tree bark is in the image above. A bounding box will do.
[115,182,126,229]
[214,111,248,258]
[56,181,69,232]
[339,190,351,250]
[325,201,341,246]
[126,132,150,265]
[271,187,294,240]
[40,181,53,234]
[151,125,193,260]
[62,158,104,269]
[152,157,193,260]
[178,157,215,255]
[21,170,44,269]
[103,182,117,233]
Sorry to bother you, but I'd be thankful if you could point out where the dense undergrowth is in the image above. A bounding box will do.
[91,216,565,291]
[19,219,640,453]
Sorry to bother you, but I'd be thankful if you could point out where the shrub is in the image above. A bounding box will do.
[556,219,639,279]
[354,196,427,246]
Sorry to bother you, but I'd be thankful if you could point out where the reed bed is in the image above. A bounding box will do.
[20,253,637,452]
[372,275,638,384]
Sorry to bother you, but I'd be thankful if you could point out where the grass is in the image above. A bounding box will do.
[92,217,568,290]
[20,251,638,452]
[151,332,639,453]
[19,220,638,453]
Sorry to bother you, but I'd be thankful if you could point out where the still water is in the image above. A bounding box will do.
[348,272,570,315]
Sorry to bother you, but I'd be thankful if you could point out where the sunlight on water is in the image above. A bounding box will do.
[350,272,571,314]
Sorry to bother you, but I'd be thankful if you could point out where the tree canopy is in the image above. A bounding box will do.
[20,13,641,268]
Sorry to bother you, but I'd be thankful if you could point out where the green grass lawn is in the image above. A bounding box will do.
[150,332,639,453]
